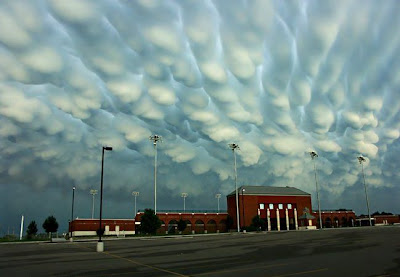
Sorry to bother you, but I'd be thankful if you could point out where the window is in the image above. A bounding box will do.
[278,204,283,209]
[269,204,274,210]
[288,204,292,209]
[259,203,265,210]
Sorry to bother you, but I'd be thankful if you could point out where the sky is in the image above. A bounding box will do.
[1,0,400,235]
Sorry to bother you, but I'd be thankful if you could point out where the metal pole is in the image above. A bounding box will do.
[313,159,322,229]
[149,135,161,214]
[154,142,157,214]
[99,148,105,242]
[361,162,372,226]
[233,149,240,233]
[310,152,323,229]
[92,194,95,219]
[216,194,221,213]
[132,191,139,216]
[71,187,75,239]
[135,194,137,215]
[242,188,245,229]
[181,193,188,212]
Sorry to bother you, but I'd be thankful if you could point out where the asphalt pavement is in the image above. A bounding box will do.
[0,226,399,276]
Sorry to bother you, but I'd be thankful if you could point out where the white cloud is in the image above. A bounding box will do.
[148,84,176,106]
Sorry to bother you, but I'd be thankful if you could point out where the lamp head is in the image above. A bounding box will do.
[103,146,113,151]
[358,156,366,164]
[309,151,318,159]
[228,143,240,150]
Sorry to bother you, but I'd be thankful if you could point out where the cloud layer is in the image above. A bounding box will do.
[1,0,400,232]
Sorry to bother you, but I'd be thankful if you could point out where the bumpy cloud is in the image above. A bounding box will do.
[1,0,400,231]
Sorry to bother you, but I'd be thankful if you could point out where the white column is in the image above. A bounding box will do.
[285,209,289,230]
[267,209,271,231]
[276,209,280,231]
[294,208,298,230]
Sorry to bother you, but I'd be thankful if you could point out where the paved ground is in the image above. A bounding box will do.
[0,226,399,277]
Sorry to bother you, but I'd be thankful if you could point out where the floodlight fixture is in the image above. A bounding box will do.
[309,151,318,159]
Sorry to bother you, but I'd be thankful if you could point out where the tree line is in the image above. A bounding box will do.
[26,215,59,239]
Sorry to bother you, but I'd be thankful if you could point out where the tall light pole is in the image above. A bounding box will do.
[181,193,188,212]
[310,151,322,229]
[228,143,240,233]
[90,189,98,219]
[358,156,372,226]
[215,193,221,213]
[132,191,139,215]
[149,135,162,214]
[70,186,75,241]
[98,146,112,252]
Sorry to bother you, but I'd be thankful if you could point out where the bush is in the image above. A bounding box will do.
[243,225,258,232]
[251,215,267,231]
[177,219,187,233]
[27,221,38,239]
[96,227,105,236]
[42,216,59,238]
[226,215,234,230]
[140,209,161,235]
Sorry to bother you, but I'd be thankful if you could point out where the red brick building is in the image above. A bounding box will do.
[69,212,228,237]
[312,210,356,228]
[227,186,314,231]
[69,219,135,237]
[134,211,228,234]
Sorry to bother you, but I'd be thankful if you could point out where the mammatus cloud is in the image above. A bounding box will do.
[0,0,400,232]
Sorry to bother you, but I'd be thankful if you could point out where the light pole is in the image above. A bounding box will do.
[181,193,188,212]
[215,194,221,213]
[90,189,98,219]
[132,191,139,215]
[70,186,75,241]
[241,188,246,230]
[310,151,322,229]
[149,135,162,214]
[228,143,240,233]
[98,146,112,252]
[358,156,372,226]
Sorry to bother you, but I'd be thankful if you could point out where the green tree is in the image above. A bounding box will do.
[26,221,38,239]
[251,215,267,231]
[177,219,187,233]
[42,216,59,238]
[140,209,161,235]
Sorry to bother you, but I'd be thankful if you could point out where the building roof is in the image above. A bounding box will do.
[227,186,310,197]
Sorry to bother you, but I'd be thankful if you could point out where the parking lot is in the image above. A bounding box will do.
[0,226,399,276]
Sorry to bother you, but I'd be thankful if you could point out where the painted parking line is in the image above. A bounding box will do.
[190,263,288,276]
[272,268,328,277]
[72,243,188,276]
[102,251,188,277]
